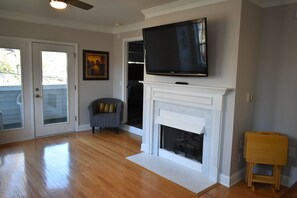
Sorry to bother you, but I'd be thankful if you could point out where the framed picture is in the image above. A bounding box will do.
[83,50,109,80]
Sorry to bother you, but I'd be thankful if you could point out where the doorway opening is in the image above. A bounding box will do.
[126,41,144,129]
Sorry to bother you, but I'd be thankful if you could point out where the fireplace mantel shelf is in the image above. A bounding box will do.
[140,81,231,96]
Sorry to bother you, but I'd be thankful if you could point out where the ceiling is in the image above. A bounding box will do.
[0,0,176,32]
[0,0,295,33]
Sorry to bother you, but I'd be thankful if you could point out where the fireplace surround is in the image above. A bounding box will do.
[141,81,229,182]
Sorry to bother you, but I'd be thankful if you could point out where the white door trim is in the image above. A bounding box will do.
[121,37,142,123]
[30,39,78,132]
[32,42,76,137]
[0,37,34,144]
[0,36,78,144]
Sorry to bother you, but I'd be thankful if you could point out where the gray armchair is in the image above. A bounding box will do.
[88,98,123,134]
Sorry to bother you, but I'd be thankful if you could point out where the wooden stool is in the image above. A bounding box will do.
[244,131,288,191]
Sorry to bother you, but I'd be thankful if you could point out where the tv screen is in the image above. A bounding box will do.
[143,18,208,77]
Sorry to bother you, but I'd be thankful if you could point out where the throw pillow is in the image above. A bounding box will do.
[98,102,117,113]
[108,103,117,113]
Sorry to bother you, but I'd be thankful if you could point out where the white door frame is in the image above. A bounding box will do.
[0,36,78,144]
[0,36,34,144]
[121,37,143,136]
[32,42,77,137]
[31,39,79,133]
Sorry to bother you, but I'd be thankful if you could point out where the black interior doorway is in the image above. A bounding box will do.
[126,41,144,129]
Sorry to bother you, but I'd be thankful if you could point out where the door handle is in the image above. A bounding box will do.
[35,94,41,98]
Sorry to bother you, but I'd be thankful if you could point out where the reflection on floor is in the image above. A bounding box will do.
[0,131,197,197]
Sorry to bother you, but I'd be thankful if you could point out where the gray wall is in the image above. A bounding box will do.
[0,18,114,126]
[253,3,297,175]
[231,0,262,175]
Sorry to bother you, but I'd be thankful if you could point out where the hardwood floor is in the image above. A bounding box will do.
[0,130,291,197]
[201,181,289,198]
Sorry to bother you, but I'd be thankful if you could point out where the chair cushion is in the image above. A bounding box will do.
[98,102,117,113]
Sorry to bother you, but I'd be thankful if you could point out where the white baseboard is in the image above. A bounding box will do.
[219,169,245,187]
[289,166,297,187]
[219,167,294,188]
[120,124,143,136]
[282,175,290,187]
[79,123,143,137]
[219,173,230,187]
[230,169,245,186]
[141,143,149,153]
[78,124,91,131]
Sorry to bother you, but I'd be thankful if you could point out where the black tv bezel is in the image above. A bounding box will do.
[143,17,208,77]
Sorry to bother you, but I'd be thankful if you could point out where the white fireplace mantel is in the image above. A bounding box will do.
[140,81,230,182]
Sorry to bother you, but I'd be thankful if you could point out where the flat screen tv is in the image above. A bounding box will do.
[143,18,208,77]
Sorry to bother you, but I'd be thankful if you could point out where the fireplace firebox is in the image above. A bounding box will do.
[160,125,203,163]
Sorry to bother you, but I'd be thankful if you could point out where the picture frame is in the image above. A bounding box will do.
[83,50,109,80]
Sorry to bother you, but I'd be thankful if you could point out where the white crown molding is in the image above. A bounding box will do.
[141,0,229,19]
[0,9,113,33]
[250,0,297,8]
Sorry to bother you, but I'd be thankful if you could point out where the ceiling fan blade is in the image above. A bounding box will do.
[68,0,94,10]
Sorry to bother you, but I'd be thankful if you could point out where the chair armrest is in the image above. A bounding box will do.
[115,100,123,126]
[88,100,98,117]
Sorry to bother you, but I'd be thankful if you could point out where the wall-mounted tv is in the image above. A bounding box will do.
[143,18,208,77]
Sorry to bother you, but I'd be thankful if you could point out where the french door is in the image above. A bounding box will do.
[0,38,34,144]
[32,42,76,137]
[0,38,77,143]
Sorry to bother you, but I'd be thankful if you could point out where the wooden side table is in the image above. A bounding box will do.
[244,131,288,191]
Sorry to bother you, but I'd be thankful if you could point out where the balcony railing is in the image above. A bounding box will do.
[0,85,67,130]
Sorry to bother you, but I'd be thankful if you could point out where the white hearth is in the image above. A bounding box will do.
[141,81,229,182]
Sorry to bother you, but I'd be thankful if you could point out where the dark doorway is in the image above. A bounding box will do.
[126,41,144,129]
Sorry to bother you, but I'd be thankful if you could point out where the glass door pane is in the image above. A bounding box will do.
[41,51,68,125]
[0,48,23,130]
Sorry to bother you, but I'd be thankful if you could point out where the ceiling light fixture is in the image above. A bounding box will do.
[50,0,67,9]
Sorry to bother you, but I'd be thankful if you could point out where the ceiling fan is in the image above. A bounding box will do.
[49,0,94,10]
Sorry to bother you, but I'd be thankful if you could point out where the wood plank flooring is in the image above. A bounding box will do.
[0,130,291,197]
